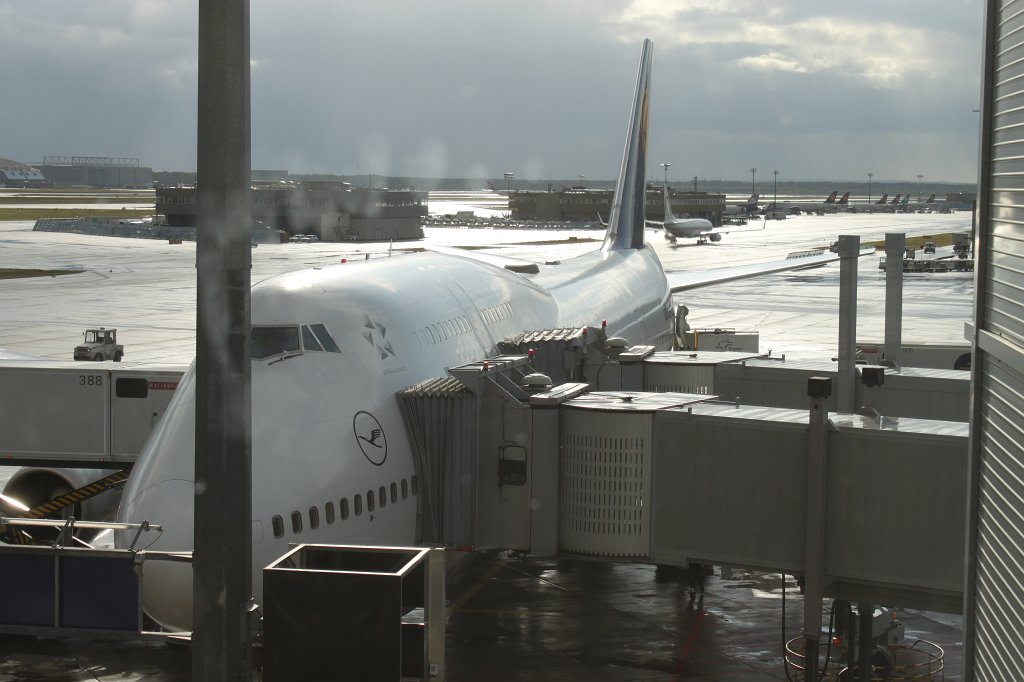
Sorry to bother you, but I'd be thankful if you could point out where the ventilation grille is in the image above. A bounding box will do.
[559,408,652,558]
[644,364,715,395]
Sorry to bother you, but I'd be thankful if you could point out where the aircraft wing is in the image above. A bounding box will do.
[422,244,541,274]
[705,219,767,237]
[666,249,873,293]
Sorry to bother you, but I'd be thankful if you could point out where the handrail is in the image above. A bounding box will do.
[784,636,944,680]
[0,517,162,532]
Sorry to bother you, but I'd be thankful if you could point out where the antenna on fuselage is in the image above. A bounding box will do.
[602,38,653,253]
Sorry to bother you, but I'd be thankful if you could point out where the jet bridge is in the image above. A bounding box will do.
[495,328,969,421]
[398,354,968,614]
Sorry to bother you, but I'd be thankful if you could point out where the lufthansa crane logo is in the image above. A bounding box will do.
[362,314,396,360]
[353,411,387,466]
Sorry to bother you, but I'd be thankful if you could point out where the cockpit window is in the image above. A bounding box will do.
[251,326,301,360]
[311,323,341,353]
[302,325,323,351]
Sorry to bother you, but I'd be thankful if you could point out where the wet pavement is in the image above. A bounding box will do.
[444,553,963,681]
[0,551,963,680]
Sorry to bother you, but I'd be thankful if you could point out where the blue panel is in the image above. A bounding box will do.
[0,553,55,626]
[59,555,139,631]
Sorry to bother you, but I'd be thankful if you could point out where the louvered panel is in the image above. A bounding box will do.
[559,408,652,558]
[973,355,1024,680]
[971,1,1024,678]
[643,364,715,395]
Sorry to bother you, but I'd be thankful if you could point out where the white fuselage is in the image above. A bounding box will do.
[663,218,714,240]
[116,245,672,630]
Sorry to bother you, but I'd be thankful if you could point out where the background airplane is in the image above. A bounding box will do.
[898,194,936,212]
[722,193,760,217]
[761,190,843,215]
[844,192,894,213]
[648,184,765,244]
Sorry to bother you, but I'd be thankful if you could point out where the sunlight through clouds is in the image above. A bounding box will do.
[737,52,808,74]
[606,2,964,87]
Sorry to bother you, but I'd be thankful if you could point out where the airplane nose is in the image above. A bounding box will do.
[117,478,195,631]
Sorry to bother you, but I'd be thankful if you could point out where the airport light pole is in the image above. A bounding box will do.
[917,174,923,202]
[661,162,671,187]
[504,172,514,218]
[773,170,779,207]
[867,172,873,203]
[578,174,585,187]
[750,167,757,196]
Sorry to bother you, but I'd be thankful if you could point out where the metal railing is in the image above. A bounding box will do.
[0,517,190,641]
[785,636,944,680]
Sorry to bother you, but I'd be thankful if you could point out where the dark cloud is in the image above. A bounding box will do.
[0,0,983,181]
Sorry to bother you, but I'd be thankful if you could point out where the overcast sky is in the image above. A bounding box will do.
[0,1,984,183]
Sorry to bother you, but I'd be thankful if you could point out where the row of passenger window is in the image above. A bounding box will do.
[251,323,341,360]
[413,315,473,348]
[480,302,513,325]
[270,476,418,539]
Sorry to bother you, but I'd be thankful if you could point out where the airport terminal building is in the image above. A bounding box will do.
[511,186,726,224]
[157,181,427,241]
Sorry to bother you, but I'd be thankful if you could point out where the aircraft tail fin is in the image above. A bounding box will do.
[925,193,935,203]
[825,190,838,203]
[663,184,675,222]
[891,194,901,205]
[748,193,759,205]
[838,191,850,204]
[876,193,888,204]
[603,39,653,252]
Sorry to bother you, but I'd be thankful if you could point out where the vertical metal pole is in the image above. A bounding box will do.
[857,603,874,682]
[964,1,998,677]
[883,233,905,368]
[836,235,860,413]
[427,548,446,681]
[804,376,833,680]
[195,0,252,680]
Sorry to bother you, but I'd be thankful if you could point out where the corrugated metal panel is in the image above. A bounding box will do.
[973,357,1024,680]
[969,0,1024,677]
[559,408,652,558]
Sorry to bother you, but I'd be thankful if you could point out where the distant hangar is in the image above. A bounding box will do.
[157,180,427,242]
[0,155,154,189]
[40,156,153,189]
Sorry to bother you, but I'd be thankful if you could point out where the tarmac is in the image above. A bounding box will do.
[0,208,973,680]
[0,551,964,680]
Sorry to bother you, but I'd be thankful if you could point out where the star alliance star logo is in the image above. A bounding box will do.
[362,314,396,360]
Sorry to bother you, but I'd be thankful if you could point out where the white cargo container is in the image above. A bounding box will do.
[0,360,186,465]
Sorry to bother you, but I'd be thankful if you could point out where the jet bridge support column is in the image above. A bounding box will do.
[803,376,832,680]
[857,602,875,682]
[884,232,905,368]
[836,235,860,413]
